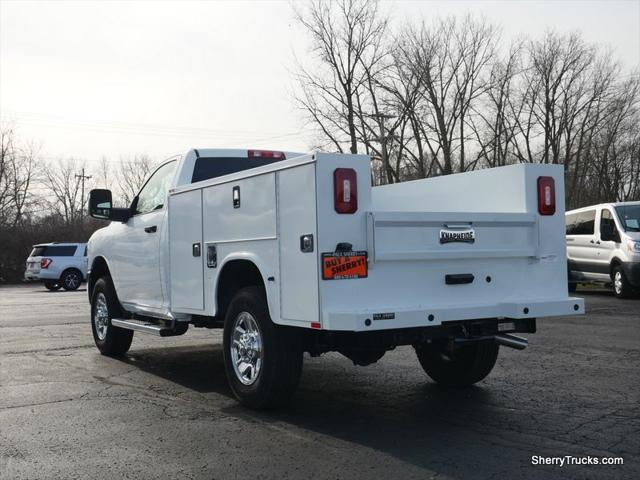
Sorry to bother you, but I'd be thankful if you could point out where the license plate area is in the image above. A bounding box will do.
[322,251,368,280]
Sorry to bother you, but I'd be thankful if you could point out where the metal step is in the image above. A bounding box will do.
[111,318,181,337]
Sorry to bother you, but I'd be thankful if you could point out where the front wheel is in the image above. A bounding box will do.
[414,340,499,387]
[223,286,303,409]
[91,278,133,356]
[612,266,635,299]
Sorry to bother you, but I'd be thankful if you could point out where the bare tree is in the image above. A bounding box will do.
[42,158,89,224]
[0,127,15,226]
[393,16,499,175]
[515,31,596,166]
[117,154,153,205]
[0,127,37,227]
[471,40,523,168]
[294,0,389,155]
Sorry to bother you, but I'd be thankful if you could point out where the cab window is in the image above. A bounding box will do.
[135,161,177,215]
[600,210,615,233]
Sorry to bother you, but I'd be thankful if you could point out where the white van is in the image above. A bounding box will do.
[566,202,640,298]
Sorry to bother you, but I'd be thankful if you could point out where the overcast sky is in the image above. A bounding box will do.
[1,0,639,166]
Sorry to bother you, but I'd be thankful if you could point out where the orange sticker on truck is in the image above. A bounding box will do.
[322,251,368,280]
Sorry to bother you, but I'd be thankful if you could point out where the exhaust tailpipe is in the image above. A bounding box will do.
[495,334,528,350]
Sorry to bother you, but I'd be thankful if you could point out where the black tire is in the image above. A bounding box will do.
[61,269,82,291]
[90,277,133,356]
[44,281,61,291]
[415,340,499,387]
[223,286,303,409]
[612,265,635,299]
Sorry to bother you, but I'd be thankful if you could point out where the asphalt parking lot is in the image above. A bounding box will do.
[0,284,638,480]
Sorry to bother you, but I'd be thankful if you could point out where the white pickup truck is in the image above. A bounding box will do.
[87,148,584,408]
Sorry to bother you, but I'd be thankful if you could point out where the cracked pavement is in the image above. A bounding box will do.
[0,284,638,479]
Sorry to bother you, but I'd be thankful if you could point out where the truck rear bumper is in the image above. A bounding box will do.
[321,297,584,331]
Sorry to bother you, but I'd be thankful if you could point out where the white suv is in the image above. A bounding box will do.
[24,243,88,291]
[566,202,640,298]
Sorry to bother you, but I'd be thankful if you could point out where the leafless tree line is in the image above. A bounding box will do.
[295,0,639,207]
[0,126,155,282]
[0,126,154,228]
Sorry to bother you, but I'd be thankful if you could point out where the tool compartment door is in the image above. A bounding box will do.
[169,189,204,312]
[277,163,319,324]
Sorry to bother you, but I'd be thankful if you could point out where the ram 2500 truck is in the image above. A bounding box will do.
[87,148,584,408]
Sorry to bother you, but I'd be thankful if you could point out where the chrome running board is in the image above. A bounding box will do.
[111,318,187,337]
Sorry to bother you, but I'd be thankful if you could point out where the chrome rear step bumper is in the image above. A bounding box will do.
[494,333,528,350]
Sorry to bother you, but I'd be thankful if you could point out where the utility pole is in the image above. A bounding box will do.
[367,112,395,185]
[75,168,92,219]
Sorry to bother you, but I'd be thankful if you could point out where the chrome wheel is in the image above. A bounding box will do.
[614,271,623,295]
[94,292,109,341]
[230,311,263,386]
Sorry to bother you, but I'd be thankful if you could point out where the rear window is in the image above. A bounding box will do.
[30,245,78,257]
[30,246,47,257]
[566,210,596,235]
[191,157,283,183]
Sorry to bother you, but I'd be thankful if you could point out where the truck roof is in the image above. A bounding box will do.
[32,242,86,247]
[192,148,306,159]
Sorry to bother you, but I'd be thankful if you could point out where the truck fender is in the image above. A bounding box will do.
[88,256,118,300]
[214,252,278,321]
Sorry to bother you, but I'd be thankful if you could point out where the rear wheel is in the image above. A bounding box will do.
[223,286,303,409]
[61,269,82,291]
[414,340,499,387]
[44,281,61,291]
[612,266,635,299]
[91,278,133,356]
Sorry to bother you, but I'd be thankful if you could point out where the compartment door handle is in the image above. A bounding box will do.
[445,274,475,285]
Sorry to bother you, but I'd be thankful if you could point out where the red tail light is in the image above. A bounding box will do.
[41,258,52,269]
[247,150,286,160]
[537,176,556,215]
[334,168,358,214]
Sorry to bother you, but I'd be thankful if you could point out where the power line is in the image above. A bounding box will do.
[1,110,304,139]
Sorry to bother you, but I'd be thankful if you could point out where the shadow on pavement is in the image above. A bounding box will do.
[113,343,528,476]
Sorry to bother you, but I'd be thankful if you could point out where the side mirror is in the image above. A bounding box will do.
[89,189,112,219]
[88,189,131,222]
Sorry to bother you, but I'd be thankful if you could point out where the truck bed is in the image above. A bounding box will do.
[167,152,584,331]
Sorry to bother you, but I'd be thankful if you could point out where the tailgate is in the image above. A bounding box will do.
[318,209,578,330]
[26,259,41,274]
[366,211,539,263]
[361,210,546,308]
